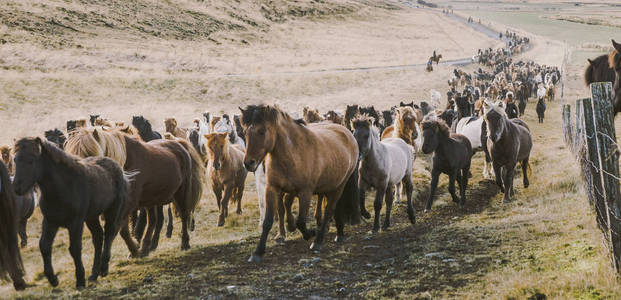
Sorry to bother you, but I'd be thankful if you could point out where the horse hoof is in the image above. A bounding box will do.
[13,279,26,291]
[409,216,416,224]
[424,208,430,213]
[361,211,371,219]
[248,254,262,263]
[165,231,172,239]
[76,284,85,290]
[236,209,242,215]
[20,241,27,248]
[274,235,286,244]
[48,275,59,287]
[334,235,345,243]
[88,275,98,282]
[287,223,297,233]
[382,225,390,231]
[503,198,510,204]
[181,243,190,251]
[303,230,316,241]
[309,242,321,253]
[217,221,225,227]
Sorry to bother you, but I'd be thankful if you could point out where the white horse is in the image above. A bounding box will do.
[455,116,492,179]
[430,89,442,109]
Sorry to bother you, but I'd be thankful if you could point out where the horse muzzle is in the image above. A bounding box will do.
[244,159,258,172]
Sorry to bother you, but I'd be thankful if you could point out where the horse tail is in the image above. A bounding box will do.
[0,162,25,283]
[335,159,361,225]
[175,139,206,219]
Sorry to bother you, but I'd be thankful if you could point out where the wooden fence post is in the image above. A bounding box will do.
[562,104,572,147]
[590,82,621,272]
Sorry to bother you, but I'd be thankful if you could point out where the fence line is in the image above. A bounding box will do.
[563,81,621,273]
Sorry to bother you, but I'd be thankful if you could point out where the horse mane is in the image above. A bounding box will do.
[16,137,89,175]
[394,107,415,141]
[240,104,301,128]
[610,49,620,70]
[352,114,379,138]
[65,127,127,166]
[422,113,450,138]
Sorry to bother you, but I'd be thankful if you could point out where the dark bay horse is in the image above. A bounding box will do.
[421,114,473,212]
[0,161,27,290]
[610,40,621,116]
[44,129,67,149]
[483,100,533,203]
[240,104,360,262]
[13,138,129,289]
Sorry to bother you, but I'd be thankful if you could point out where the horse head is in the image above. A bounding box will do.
[483,100,507,143]
[12,137,44,195]
[204,132,228,170]
[351,114,376,160]
[238,105,281,172]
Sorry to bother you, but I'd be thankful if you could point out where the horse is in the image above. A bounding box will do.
[233,115,245,144]
[360,106,382,128]
[13,137,129,289]
[344,105,360,131]
[429,54,442,64]
[324,110,344,125]
[380,110,393,132]
[239,104,360,262]
[381,107,422,152]
[455,116,493,178]
[131,115,172,239]
[165,117,188,139]
[518,94,527,117]
[0,161,27,290]
[536,97,546,123]
[90,115,113,127]
[303,107,324,123]
[67,119,87,134]
[421,113,473,212]
[455,94,472,120]
[205,132,248,226]
[65,128,204,256]
[353,115,415,233]
[213,114,246,147]
[483,100,532,203]
[188,128,208,164]
[610,40,621,116]
[584,54,616,87]
[1,146,14,176]
[44,129,67,149]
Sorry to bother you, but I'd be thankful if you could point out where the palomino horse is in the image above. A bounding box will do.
[483,100,532,203]
[165,117,188,139]
[421,113,473,212]
[65,128,205,256]
[44,129,67,149]
[13,137,129,289]
[353,115,415,233]
[205,132,248,226]
[240,105,360,262]
[455,116,492,179]
[381,106,422,152]
[0,161,27,290]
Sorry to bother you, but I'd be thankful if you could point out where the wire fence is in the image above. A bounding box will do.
[563,81,621,273]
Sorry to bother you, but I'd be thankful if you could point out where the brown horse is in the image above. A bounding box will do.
[240,105,360,262]
[610,40,621,116]
[429,54,442,64]
[324,110,344,125]
[1,146,15,176]
[0,161,26,290]
[303,106,324,123]
[65,128,204,256]
[205,132,248,226]
[585,54,616,86]
[165,117,188,139]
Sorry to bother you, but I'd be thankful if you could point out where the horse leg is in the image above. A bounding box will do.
[394,182,402,204]
[139,207,157,256]
[166,205,174,238]
[134,208,148,242]
[19,218,27,248]
[296,190,316,240]
[460,166,470,207]
[448,170,460,203]
[285,193,296,232]
[40,219,59,287]
[274,192,286,242]
[180,206,191,251]
[493,162,504,193]
[310,191,340,252]
[249,185,279,263]
[425,170,440,212]
[217,185,234,227]
[522,158,530,188]
[403,176,416,224]
[85,219,104,282]
[383,185,395,231]
[360,189,371,219]
[503,164,516,203]
[372,186,386,233]
[236,185,244,215]
[214,184,222,211]
[151,205,165,251]
[68,220,86,289]
[119,221,140,258]
[314,195,323,228]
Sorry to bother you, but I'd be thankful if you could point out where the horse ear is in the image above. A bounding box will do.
[613,39,621,53]
[238,107,245,114]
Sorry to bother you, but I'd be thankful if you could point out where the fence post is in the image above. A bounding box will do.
[582,97,608,231]
[590,82,621,272]
[562,104,572,147]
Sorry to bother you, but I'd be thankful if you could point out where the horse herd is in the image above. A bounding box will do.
[3,36,619,294]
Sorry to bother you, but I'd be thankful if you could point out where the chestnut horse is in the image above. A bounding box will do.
[0,161,26,290]
[165,117,188,139]
[205,132,248,226]
[240,105,360,262]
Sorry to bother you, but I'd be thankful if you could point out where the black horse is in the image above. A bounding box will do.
[536,97,546,123]
[44,129,67,149]
[421,115,473,212]
[13,137,128,289]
